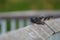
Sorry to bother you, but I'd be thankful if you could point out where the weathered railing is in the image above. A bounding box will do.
[0,11,36,34]
[0,18,31,34]
[0,11,60,40]
[0,11,60,34]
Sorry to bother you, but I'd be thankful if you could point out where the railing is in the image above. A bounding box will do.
[0,11,60,40]
[0,11,36,34]
[0,10,60,35]
[0,18,31,34]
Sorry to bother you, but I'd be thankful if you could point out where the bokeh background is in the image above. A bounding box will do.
[0,0,60,12]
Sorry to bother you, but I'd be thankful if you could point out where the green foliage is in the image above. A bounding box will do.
[0,0,60,12]
[0,0,6,4]
[47,0,60,9]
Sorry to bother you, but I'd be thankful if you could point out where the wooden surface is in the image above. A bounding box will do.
[0,18,60,40]
[0,11,60,19]
[45,18,60,33]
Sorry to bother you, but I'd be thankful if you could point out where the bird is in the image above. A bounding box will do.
[30,16,45,24]
[30,16,54,24]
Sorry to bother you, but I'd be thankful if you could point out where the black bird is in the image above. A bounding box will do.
[30,16,45,24]
[30,16,54,24]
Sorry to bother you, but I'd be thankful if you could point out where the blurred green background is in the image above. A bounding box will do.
[0,0,60,12]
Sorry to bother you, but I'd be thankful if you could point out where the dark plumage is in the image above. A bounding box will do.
[44,16,54,20]
[30,16,54,24]
[30,16,45,24]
